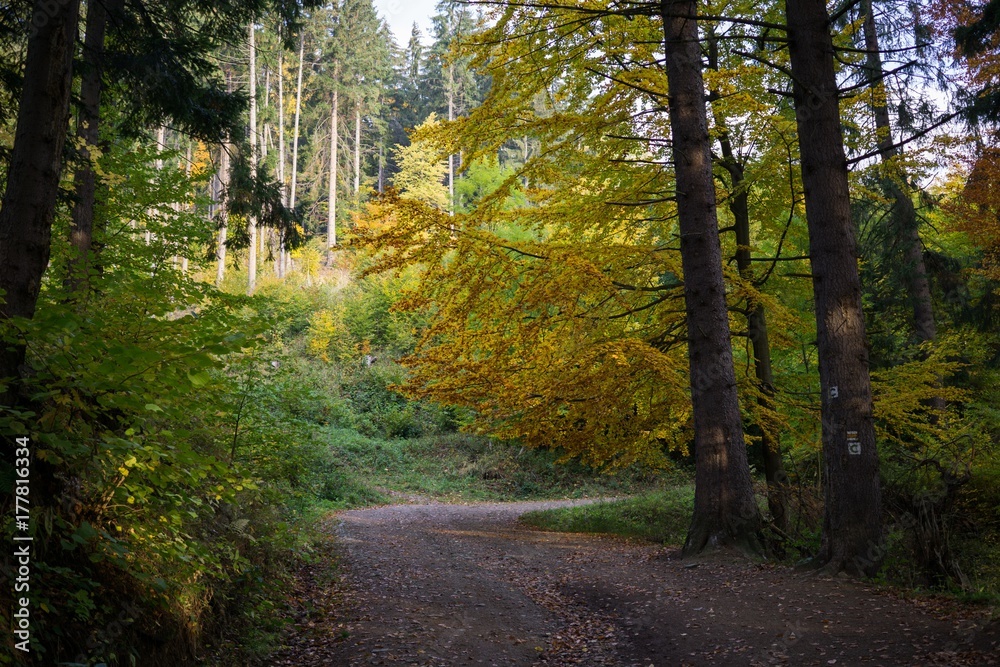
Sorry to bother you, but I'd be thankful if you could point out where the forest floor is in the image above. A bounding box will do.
[271,499,999,667]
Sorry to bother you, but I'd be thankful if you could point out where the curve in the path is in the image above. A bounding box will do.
[316,500,997,667]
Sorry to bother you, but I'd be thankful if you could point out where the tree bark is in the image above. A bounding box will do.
[277,44,286,278]
[448,61,455,216]
[329,87,339,254]
[724,141,789,532]
[215,142,231,288]
[661,0,762,557]
[283,32,305,278]
[354,100,362,198]
[68,0,122,295]
[860,0,937,346]
[290,32,304,210]
[786,0,884,576]
[706,33,789,531]
[247,21,258,296]
[0,0,81,395]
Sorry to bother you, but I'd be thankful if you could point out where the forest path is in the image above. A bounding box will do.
[273,500,998,666]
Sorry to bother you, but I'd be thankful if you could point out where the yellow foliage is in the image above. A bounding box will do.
[306,307,352,363]
[292,242,323,282]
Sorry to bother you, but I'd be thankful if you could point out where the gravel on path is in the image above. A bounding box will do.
[272,500,999,667]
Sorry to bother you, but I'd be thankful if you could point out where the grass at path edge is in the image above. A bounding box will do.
[519,486,695,545]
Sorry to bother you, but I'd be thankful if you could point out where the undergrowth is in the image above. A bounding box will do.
[320,429,663,506]
[519,486,695,544]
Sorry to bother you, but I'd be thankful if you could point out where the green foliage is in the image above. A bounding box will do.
[0,137,352,664]
[454,158,527,213]
[320,430,662,505]
[519,486,695,545]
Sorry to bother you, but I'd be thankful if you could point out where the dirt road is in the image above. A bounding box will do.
[273,500,997,666]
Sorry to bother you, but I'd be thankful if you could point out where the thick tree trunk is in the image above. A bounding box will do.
[0,0,81,395]
[860,0,937,345]
[661,0,762,557]
[786,0,884,576]
[247,22,258,296]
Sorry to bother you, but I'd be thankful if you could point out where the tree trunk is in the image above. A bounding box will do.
[448,61,455,216]
[354,100,361,198]
[378,143,384,194]
[278,46,286,201]
[247,21,258,296]
[290,32,304,210]
[706,33,789,531]
[860,0,937,346]
[68,0,121,295]
[329,87,339,254]
[725,143,789,532]
[276,48,285,279]
[181,140,192,273]
[215,142,231,288]
[786,0,884,576]
[282,32,305,279]
[661,0,762,557]
[0,0,81,396]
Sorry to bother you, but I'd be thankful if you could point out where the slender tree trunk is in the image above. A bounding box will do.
[448,62,455,216]
[68,0,122,294]
[378,143,384,194]
[0,0,81,397]
[276,42,286,278]
[860,0,937,346]
[354,100,361,197]
[290,32,304,210]
[215,142,231,288]
[329,87,339,254]
[282,32,305,278]
[786,0,884,576]
[705,34,789,531]
[727,150,788,531]
[262,66,269,164]
[247,22,258,296]
[660,0,762,556]
[181,140,191,273]
[278,47,286,198]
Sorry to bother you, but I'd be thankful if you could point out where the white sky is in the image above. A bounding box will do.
[374,0,438,46]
